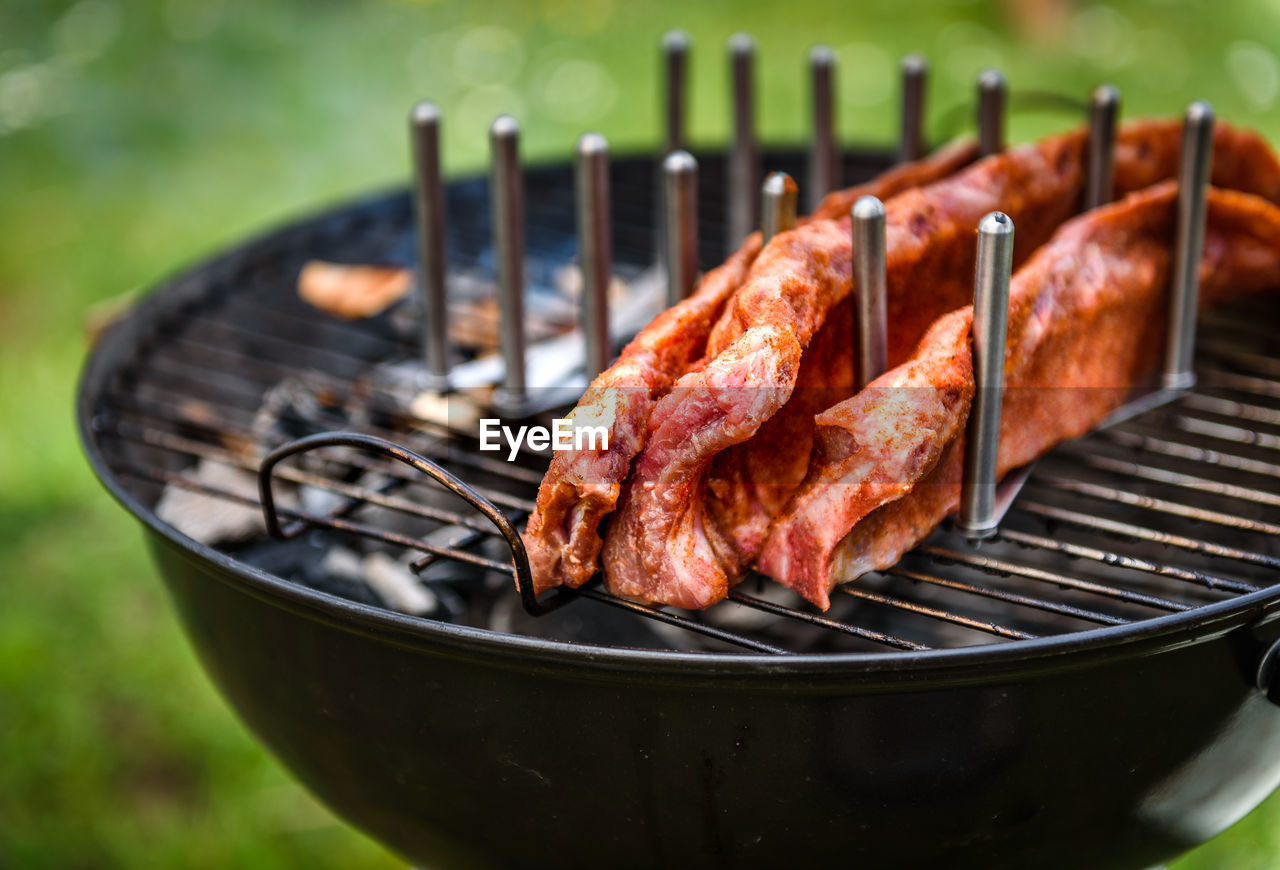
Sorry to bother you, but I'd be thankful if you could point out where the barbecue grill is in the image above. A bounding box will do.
[77,36,1280,870]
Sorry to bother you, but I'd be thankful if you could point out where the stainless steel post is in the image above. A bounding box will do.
[661,30,690,154]
[663,150,699,307]
[575,132,612,380]
[1162,100,1214,390]
[410,100,449,389]
[958,211,1014,539]
[727,33,759,251]
[808,44,837,212]
[851,195,887,389]
[1085,84,1120,210]
[899,54,928,163]
[976,69,1007,157]
[761,171,797,245]
[489,114,527,410]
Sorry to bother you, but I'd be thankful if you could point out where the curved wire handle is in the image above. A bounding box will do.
[257,431,571,617]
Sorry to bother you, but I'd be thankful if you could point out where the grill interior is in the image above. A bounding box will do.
[89,147,1280,655]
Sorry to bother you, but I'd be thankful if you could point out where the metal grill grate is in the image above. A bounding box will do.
[88,149,1280,655]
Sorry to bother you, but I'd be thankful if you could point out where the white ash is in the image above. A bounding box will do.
[408,389,481,430]
[156,459,294,545]
[394,265,664,400]
[299,483,348,517]
[411,522,492,584]
[320,547,439,617]
[319,546,367,583]
[424,522,484,550]
[362,551,438,616]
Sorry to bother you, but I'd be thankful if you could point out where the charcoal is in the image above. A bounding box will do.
[230,536,384,608]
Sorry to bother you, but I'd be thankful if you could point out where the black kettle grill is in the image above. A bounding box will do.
[78,38,1280,870]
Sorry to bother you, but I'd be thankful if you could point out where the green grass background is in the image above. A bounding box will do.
[3,0,1280,865]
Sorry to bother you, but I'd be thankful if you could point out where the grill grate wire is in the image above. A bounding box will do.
[90,150,1280,655]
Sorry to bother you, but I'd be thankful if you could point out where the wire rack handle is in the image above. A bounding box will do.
[257,431,567,616]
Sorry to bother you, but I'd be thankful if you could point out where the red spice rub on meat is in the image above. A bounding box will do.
[604,119,1280,610]
[522,142,978,593]
[759,183,1280,608]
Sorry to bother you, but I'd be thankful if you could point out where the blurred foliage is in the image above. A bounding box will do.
[3,0,1280,865]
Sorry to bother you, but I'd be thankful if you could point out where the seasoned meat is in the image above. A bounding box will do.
[298,261,412,319]
[759,183,1280,608]
[522,141,979,593]
[603,120,1280,610]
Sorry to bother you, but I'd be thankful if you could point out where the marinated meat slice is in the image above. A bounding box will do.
[810,139,983,222]
[298,262,413,319]
[604,120,1280,610]
[704,122,1280,566]
[523,241,756,593]
[759,183,1280,608]
[522,142,978,593]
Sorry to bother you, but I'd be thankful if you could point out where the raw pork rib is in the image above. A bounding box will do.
[758,183,1280,608]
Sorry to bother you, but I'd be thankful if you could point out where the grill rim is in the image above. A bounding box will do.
[77,161,1280,683]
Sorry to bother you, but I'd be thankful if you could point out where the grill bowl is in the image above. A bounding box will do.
[78,148,1280,869]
